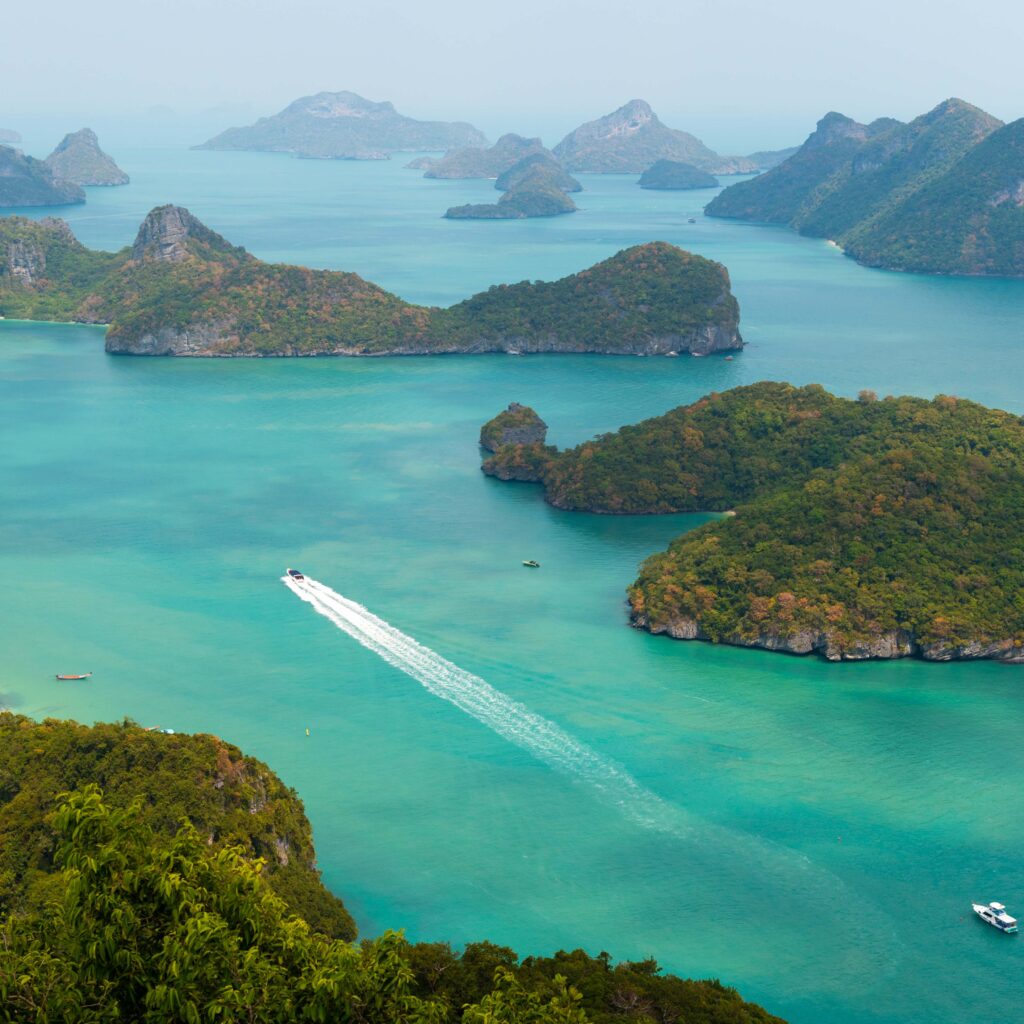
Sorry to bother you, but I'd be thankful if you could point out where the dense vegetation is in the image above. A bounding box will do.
[0,211,741,356]
[0,713,355,939]
[483,383,1024,661]
[705,99,1023,277]
[638,161,718,190]
[0,145,84,207]
[843,118,1024,276]
[0,730,784,1022]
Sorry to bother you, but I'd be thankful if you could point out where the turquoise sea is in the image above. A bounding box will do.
[2,146,1023,1024]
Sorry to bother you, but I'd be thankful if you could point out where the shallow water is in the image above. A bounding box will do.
[2,148,1023,1024]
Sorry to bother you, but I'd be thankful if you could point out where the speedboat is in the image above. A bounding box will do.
[972,901,1018,933]
[522,560,540,568]
[55,672,92,681]
[286,568,305,580]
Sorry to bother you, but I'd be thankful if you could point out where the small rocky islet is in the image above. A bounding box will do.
[638,159,719,190]
[44,128,129,186]
[481,383,1024,663]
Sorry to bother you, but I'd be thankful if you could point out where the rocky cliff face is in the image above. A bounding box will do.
[632,612,1024,663]
[2,217,76,284]
[130,204,243,263]
[479,403,548,451]
[0,146,84,207]
[44,128,129,186]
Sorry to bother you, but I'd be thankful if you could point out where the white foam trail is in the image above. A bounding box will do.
[284,575,689,834]
[284,574,903,976]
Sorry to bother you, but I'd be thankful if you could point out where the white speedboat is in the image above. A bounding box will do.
[972,901,1018,933]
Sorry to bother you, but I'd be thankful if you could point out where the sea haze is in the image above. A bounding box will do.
[2,146,1023,1024]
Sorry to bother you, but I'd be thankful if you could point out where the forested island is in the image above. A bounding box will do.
[0,208,742,356]
[0,714,784,1023]
[443,150,581,219]
[481,383,1024,662]
[706,98,1024,277]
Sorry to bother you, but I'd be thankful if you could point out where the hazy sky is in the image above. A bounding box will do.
[5,0,1023,151]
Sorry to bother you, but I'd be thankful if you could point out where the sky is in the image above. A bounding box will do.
[4,0,1023,152]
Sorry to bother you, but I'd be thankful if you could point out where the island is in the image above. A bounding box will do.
[423,133,548,179]
[553,100,757,174]
[445,181,577,219]
[481,382,1024,662]
[0,207,742,356]
[0,711,785,1024]
[744,146,799,170]
[639,160,718,190]
[195,90,486,159]
[0,145,84,207]
[706,99,1023,276]
[44,128,129,186]
[495,152,581,193]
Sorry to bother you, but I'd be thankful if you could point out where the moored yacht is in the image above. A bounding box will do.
[972,901,1018,933]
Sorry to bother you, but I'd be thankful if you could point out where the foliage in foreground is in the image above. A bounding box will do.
[0,787,783,1023]
[0,713,355,940]
[483,382,1024,658]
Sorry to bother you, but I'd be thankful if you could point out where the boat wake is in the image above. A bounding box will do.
[283,573,903,978]
[283,574,685,834]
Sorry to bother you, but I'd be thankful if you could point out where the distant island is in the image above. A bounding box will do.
[195,90,486,159]
[0,129,20,143]
[423,133,548,179]
[45,128,129,186]
[0,145,84,207]
[639,160,718,190]
[482,382,1024,662]
[706,98,1024,277]
[553,100,758,174]
[0,208,742,356]
[445,154,581,219]
[0,712,785,1024]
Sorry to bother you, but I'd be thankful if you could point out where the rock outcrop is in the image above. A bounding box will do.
[196,91,486,159]
[0,146,85,207]
[45,128,129,186]
[633,613,1024,663]
[480,403,548,451]
[130,204,246,263]
[553,100,756,174]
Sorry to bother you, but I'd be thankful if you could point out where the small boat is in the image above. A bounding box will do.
[55,672,92,681]
[688,218,697,224]
[522,560,541,568]
[286,568,305,580]
[972,901,1018,933]
[725,355,734,361]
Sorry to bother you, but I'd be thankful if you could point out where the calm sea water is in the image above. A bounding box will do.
[2,148,1023,1024]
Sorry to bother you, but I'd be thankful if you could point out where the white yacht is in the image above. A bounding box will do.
[972,901,1018,933]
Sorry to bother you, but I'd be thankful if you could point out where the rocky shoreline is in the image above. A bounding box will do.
[631,612,1024,663]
